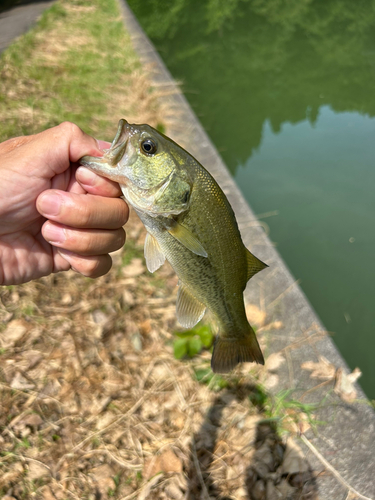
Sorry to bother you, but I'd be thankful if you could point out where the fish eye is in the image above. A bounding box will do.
[141,138,158,155]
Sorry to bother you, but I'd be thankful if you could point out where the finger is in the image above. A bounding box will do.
[57,249,113,278]
[42,221,126,255]
[37,190,129,229]
[34,122,107,176]
[76,167,122,197]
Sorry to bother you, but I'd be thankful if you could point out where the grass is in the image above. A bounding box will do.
[0,0,167,142]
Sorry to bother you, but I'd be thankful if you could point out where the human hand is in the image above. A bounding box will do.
[0,122,129,285]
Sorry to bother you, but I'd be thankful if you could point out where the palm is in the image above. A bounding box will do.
[0,167,73,284]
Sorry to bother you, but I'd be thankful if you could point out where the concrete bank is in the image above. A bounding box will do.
[119,2,375,498]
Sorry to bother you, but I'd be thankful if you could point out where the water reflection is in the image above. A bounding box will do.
[129,0,375,170]
[128,0,375,396]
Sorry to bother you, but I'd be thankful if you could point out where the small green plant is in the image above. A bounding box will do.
[22,304,36,316]
[260,388,326,435]
[16,437,31,449]
[193,366,229,392]
[173,324,214,360]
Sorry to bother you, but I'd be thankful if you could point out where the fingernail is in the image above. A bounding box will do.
[38,193,62,216]
[44,223,66,244]
[76,166,97,186]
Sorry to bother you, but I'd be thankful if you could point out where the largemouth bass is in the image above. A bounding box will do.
[80,119,267,372]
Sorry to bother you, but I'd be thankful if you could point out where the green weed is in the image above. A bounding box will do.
[261,388,326,435]
[193,365,229,392]
[173,323,214,360]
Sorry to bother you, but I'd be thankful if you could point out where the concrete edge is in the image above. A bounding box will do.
[119,2,375,498]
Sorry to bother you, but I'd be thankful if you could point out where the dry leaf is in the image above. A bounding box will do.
[0,463,23,488]
[334,367,361,403]
[27,461,49,480]
[20,413,43,429]
[283,408,311,435]
[264,373,279,389]
[0,319,28,348]
[246,304,266,328]
[300,356,336,380]
[281,439,309,475]
[265,352,285,372]
[89,464,116,494]
[144,448,183,479]
[10,372,34,390]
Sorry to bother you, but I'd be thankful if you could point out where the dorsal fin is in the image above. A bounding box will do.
[246,249,268,281]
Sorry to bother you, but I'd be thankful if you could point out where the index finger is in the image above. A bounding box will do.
[76,166,123,198]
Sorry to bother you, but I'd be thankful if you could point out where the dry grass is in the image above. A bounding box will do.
[0,214,318,500]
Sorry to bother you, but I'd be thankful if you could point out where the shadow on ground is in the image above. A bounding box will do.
[186,384,319,499]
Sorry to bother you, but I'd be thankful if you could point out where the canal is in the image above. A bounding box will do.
[127,0,375,398]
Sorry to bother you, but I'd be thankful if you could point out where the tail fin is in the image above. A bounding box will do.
[211,326,264,373]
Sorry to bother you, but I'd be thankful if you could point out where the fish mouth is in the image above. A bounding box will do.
[105,118,131,166]
[80,119,130,174]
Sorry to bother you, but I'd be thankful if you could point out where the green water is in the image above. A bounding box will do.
[128,0,375,398]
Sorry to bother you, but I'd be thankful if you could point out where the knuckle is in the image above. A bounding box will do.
[58,121,83,138]
[83,258,100,276]
[77,204,93,227]
[82,256,111,278]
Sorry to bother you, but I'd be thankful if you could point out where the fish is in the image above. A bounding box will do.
[80,119,268,373]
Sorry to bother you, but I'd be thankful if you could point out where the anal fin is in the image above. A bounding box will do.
[176,281,206,328]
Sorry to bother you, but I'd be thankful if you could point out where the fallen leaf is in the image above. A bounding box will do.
[300,356,336,380]
[283,408,311,435]
[0,319,28,348]
[20,413,44,429]
[10,372,34,390]
[27,461,49,480]
[263,373,279,389]
[246,304,266,328]
[334,367,361,403]
[0,463,23,488]
[281,439,309,475]
[144,448,182,479]
[265,352,285,372]
[89,464,116,494]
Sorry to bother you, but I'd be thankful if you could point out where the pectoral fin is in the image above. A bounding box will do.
[144,233,165,273]
[168,222,208,257]
[176,281,206,328]
[246,249,268,281]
